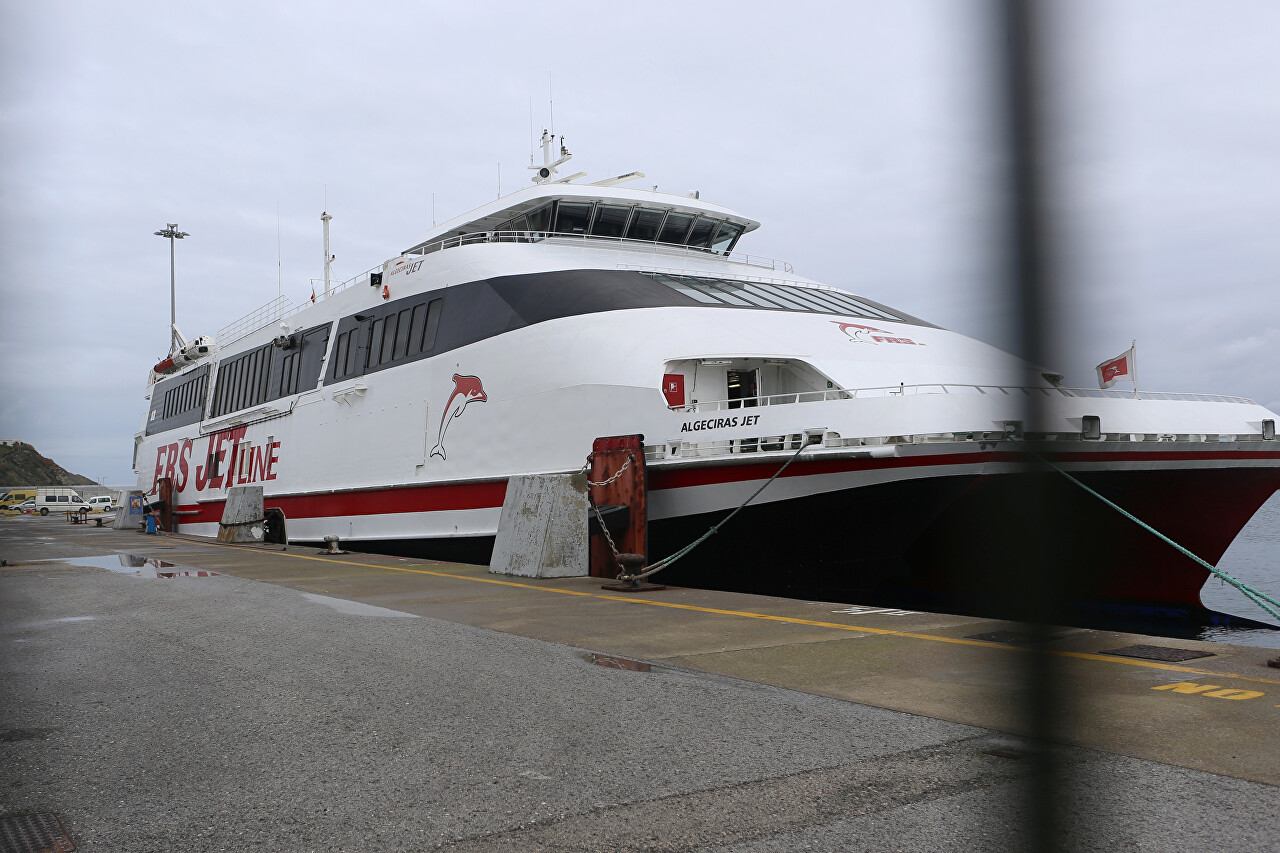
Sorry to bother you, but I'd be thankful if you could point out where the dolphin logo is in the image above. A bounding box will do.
[832,321,887,343]
[430,374,487,460]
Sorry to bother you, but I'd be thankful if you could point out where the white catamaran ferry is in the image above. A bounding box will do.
[135,132,1280,615]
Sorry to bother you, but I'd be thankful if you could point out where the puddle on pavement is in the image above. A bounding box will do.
[46,554,219,579]
[301,593,419,618]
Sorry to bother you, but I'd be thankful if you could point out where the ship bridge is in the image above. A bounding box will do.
[404,183,760,259]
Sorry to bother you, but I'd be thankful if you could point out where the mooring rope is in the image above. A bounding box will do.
[1011,437,1280,623]
[615,437,816,582]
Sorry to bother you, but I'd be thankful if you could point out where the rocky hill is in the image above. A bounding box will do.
[0,442,96,488]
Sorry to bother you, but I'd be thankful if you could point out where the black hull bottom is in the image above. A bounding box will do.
[299,465,1280,635]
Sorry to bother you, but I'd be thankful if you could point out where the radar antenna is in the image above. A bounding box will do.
[529,129,572,184]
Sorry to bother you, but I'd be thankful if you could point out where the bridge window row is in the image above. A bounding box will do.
[495,202,745,255]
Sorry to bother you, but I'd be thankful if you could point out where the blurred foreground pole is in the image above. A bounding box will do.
[993,1,1068,851]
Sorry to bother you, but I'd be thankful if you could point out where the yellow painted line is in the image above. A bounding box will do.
[170,535,1280,687]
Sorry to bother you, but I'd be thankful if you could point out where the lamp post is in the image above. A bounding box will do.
[153,223,189,352]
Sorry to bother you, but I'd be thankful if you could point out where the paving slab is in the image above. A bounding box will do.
[1,514,1277,851]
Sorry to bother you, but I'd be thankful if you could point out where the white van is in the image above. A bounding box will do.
[86,495,116,512]
[34,488,88,516]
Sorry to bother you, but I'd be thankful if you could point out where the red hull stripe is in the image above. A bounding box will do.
[178,480,507,525]
[175,448,1280,524]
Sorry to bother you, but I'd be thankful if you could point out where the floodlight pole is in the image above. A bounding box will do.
[154,223,190,352]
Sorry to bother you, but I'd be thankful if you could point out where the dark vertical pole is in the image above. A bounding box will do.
[994,1,1067,850]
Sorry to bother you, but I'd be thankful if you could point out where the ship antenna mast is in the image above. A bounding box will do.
[529,128,571,184]
[321,210,333,297]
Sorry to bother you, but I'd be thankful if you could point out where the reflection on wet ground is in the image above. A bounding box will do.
[43,554,219,579]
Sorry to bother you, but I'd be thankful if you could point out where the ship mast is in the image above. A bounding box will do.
[528,130,571,184]
[321,210,333,297]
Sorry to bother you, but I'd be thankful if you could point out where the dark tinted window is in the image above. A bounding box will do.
[394,308,412,359]
[526,204,552,232]
[686,216,717,248]
[422,299,443,352]
[625,209,665,241]
[591,205,631,238]
[554,202,592,234]
[711,222,744,254]
[658,212,693,244]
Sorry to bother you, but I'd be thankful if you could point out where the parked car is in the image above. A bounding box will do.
[86,495,115,512]
[14,499,37,513]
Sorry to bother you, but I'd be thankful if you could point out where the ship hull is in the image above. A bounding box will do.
[649,460,1280,617]
[168,442,1280,616]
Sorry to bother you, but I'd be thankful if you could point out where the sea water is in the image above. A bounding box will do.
[1200,491,1280,649]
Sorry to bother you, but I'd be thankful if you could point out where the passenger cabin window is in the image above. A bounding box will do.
[207,322,331,419]
[639,272,903,322]
[327,295,444,384]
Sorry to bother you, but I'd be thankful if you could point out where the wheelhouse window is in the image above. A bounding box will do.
[711,222,744,254]
[526,204,552,233]
[626,209,666,241]
[591,205,631,238]
[685,216,717,249]
[657,212,694,245]
[553,202,592,234]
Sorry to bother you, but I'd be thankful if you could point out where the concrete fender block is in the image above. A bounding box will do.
[218,485,265,543]
[490,474,588,578]
[113,491,148,530]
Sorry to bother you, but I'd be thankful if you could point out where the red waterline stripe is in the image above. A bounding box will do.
[179,480,508,523]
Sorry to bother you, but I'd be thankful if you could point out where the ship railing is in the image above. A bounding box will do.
[215,231,794,347]
[675,383,1257,413]
[216,296,297,348]
[216,265,383,347]
[404,230,796,274]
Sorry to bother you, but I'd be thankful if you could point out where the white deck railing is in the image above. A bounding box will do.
[215,231,797,347]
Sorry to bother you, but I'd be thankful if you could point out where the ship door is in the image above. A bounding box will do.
[727,369,758,409]
[727,368,759,453]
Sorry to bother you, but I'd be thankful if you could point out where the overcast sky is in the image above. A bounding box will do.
[2,0,1277,485]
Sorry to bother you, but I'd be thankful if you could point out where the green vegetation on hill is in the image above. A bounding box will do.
[0,442,96,488]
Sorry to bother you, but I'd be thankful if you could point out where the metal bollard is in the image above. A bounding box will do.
[320,535,348,555]
[600,553,666,593]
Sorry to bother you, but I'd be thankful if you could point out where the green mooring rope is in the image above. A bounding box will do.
[621,437,815,582]
[1011,438,1280,623]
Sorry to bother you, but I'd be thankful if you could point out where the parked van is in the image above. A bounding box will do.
[34,488,88,516]
[86,495,116,512]
[1,488,37,509]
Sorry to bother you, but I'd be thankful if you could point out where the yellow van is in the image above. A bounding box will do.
[1,489,37,510]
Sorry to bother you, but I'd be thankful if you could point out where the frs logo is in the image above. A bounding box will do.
[832,321,924,346]
[430,374,487,460]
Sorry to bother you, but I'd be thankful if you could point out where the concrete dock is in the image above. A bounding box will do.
[2,514,1277,852]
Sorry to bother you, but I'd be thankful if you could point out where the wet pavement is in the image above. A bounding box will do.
[1,513,1278,852]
